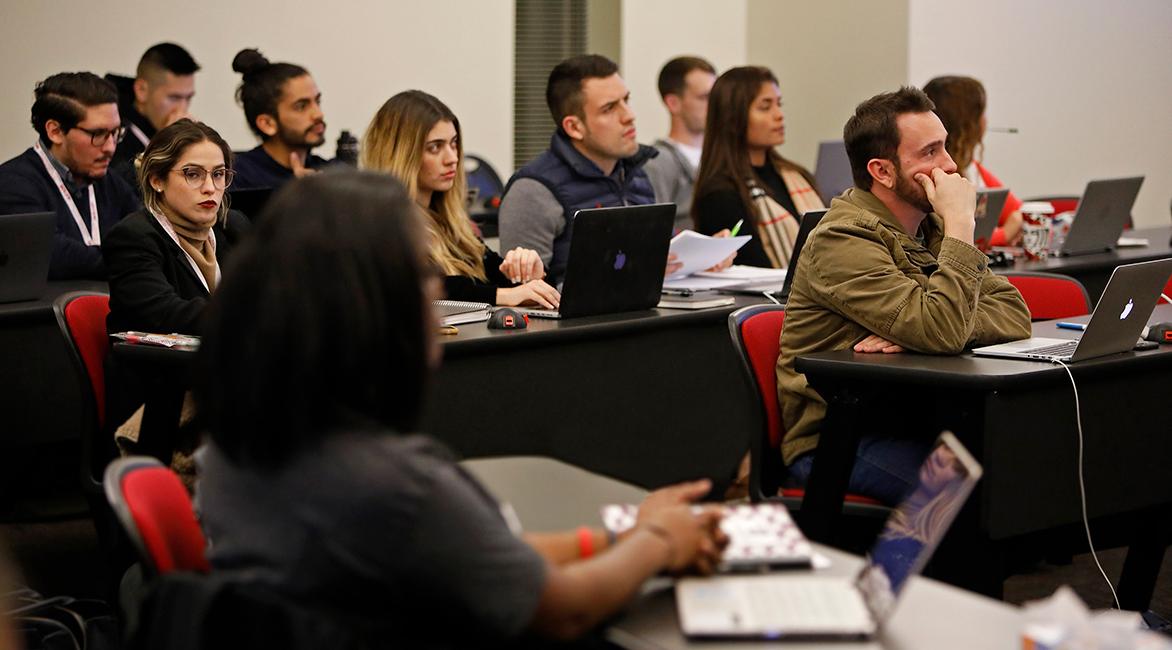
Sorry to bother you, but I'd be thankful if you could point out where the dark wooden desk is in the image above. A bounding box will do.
[423,296,767,491]
[113,296,768,492]
[795,304,1172,606]
[999,225,1171,300]
[0,281,107,447]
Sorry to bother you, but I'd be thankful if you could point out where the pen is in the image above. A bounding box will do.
[438,325,459,335]
[730,219,744,237]
[1056,322,1086,331]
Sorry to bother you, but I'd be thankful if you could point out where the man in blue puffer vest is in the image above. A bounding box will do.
[499,55,659,287]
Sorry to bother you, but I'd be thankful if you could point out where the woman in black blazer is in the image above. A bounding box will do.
[104,119,249,335]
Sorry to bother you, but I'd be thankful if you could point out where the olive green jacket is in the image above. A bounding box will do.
[775,188,1031,464]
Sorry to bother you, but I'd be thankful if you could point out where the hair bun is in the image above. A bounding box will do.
[232,49,270,76]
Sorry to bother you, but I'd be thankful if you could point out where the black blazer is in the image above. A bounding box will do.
[103,209,251,335]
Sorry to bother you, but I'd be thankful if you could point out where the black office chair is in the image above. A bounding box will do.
[464,154,504,237]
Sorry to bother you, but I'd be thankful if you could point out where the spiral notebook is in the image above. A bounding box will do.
[433,300,492,326]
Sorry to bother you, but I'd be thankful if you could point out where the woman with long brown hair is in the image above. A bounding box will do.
[692,67,824,268]
[924,75,1023,246]
[363,90,559,308]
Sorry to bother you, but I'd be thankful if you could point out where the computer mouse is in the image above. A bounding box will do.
[487,308,528,330]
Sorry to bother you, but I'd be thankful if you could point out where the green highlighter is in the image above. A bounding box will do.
[730,219,744,237]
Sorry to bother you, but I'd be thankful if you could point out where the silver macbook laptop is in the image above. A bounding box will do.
[519,203,674,319]
[973,188,1010,251]
[972,258,1172,362]
[676,432,981,640]
[0,211,55,303]
[1055,176,1143,256]
[813,140,852,204]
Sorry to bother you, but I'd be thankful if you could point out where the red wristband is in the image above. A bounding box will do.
[576,526,595,559]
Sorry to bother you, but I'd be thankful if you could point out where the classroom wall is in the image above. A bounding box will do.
[747,1,910,175]
[620,0,748,147]
[3,1,1169,228]
[908,0,1172,228]
[0,0,515,172]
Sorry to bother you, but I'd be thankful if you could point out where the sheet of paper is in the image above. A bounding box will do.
[662,275,750,290]
[667,230,751,278]
[694,264,788,281]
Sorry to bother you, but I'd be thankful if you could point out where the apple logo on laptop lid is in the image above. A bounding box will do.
[613,250,626,271]
[1120,298,1134,320]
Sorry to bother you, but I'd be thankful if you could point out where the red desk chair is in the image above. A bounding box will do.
[727,305,888,548]
[1003,272,1092,320]
[52,291,114,501]
[104,456,209,575]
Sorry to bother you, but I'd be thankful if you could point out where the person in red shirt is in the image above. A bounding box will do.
[924,76,1023,246]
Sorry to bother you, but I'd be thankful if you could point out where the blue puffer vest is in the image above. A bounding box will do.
[504,131,657,284]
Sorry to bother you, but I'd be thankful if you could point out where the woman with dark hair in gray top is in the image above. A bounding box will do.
[194,171,727,646]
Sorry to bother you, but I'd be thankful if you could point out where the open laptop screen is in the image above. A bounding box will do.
[855,432,983,623]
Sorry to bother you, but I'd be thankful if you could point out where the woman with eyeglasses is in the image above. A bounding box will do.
[103,118,250,336]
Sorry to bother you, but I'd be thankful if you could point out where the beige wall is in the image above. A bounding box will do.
[620,0,748,147]
[0,0,515,172]
[909,0,1172,228]
[747,0,909,173]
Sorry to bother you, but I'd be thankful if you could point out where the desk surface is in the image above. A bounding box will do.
[1006,225,1171,275]
[609,544,1022,650]
[464,456,1022,650]
[999,225,1171,300]
[795,304,1172,390]
[439,294,765,355]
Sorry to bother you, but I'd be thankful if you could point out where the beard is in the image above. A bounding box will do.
[278,120,326,149]
[892,162,933,214]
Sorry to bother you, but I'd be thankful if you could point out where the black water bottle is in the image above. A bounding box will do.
[335,130,359,166]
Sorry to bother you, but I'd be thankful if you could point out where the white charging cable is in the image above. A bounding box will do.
[1052,359,1122,610]
[763,291,781,305]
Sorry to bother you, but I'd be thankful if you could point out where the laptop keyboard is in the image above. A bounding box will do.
[1023,340,1079,357]
[745,578,862,628]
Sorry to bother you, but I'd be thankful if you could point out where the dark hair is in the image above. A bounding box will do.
[843,86,936,190]
[232,48,310,139]
[136,42,201,80]
[30,72,118,141]
[546,54,619,128]
[692,66,816,229]
[657,56,715,99]
[923,76,986,174]
[139,119,234,224]
[194,172,432,469]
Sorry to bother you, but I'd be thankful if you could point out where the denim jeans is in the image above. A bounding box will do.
[785,435,930,506]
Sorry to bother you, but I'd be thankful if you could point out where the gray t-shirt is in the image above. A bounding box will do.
[197,432,547,646]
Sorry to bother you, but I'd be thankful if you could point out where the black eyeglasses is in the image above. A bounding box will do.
[70,125,126,147]
[172,166,236,190]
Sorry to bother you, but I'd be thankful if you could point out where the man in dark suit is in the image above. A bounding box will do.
[0,72,140,279]
[109,43,201,190]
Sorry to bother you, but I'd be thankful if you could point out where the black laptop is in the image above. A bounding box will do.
[520,204,674,319]
[777,209,827,304]
[0,211,55,303]
[814,140,852,204]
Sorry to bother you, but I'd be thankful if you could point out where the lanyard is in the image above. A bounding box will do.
[129,123,150,147]
[148,207,219,293]
[32,140,100,247]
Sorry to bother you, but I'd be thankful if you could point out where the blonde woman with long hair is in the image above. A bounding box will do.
[363,91,560,308]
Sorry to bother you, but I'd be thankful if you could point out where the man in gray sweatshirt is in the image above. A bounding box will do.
[642,56,716,234]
